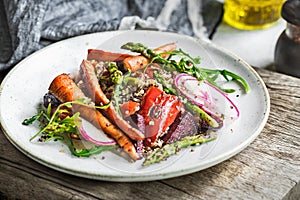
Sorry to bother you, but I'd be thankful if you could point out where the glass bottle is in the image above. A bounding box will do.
[223,0,284,30]
[274,0,300,77]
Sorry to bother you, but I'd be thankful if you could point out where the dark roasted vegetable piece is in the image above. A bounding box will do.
[163,112,198,144]
[43,92,61,108]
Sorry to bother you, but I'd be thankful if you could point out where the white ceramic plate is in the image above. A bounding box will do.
[0,30,270,182]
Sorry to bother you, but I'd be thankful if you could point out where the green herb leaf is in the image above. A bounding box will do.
[121,42,250,93]
[63,131,118,157]
[22,111,44,125]
[70,145,118,157]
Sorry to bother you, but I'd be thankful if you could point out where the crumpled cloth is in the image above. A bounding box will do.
[0,0,223,71]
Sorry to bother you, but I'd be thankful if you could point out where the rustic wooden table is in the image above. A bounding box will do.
[0,67,299,200]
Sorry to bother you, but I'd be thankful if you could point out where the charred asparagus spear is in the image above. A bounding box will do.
[143,134,217,166]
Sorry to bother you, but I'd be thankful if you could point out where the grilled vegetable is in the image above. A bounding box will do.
[162,112,198,144]
[123,55,149,71]
[138,87,182,147]
[87,49,131,62]
[48,73,140,160]
[120,101,140,118]
[79,59,145,140]
[153,43,177,58]
[122,43,177,72]
[143,134,217,166]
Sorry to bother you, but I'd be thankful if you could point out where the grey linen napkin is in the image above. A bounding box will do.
[0,0,223,71]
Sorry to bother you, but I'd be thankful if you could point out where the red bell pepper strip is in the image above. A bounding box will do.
[120,101,140,118]
[138,87,182,147]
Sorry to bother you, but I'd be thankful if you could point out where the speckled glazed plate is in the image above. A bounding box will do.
[0,30,270,181]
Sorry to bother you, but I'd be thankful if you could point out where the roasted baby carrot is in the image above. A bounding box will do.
[123,55,149,72]
[123,43,177,71]
[79,60,145,141]
[120,101,140,118]
[48,74,139,160]
[153,43,177,58]
[87,49,131,62]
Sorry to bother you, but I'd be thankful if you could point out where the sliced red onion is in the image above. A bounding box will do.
[78,127,117,146]
[205,81,240,118]
[174,73,240,120]
[136,140,144,159]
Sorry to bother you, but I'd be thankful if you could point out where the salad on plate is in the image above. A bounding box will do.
[22,42,250,166]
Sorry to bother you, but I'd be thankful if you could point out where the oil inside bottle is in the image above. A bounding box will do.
[224,0,284,30]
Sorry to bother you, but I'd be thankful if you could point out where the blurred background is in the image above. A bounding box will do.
[0,0,295,75]
[213,0,287,69]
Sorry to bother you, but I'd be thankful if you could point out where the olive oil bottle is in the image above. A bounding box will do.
[224,0,284,30]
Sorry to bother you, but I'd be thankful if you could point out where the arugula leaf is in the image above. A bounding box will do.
[121,42,250,93]
[22,111,44,125]
[70,145,118,157]
[62,132,118,157]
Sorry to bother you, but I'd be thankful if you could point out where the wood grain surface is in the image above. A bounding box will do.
[0,68,299,200]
